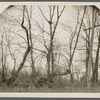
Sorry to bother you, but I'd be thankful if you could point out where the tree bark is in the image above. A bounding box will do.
[1,34,6,84]
[51,38,54,74]
[92,31,100,84]
[47,53,50,76]
[87,7,95,89]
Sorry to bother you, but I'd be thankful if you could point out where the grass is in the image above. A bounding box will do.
[0,85,100,92]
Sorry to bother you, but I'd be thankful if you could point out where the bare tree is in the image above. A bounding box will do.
[62,6,87,83]
[86,7,95,88]
[37,5,65,81]
[92,30,100,84]
[6,6,31,85]
[25,6,37,77]
[84,6,100,88]
[1,33,6,84]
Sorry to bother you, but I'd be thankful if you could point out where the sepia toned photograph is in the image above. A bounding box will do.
[0,2,100,96]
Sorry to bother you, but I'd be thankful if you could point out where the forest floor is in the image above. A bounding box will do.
[0,86,100,92]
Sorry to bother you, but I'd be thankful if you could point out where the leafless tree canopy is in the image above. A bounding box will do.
[0,5,100,92]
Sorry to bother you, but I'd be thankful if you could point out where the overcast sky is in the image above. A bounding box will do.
[0,3,100,13]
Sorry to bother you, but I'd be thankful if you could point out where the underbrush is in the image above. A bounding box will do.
[0,77,100,92]
[0,85,100,92]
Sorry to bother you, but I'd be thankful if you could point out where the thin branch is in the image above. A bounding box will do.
[32,47,47,54]
[84,24,100,31]
[71,6,87,59]
[32,18,50,35]
[38,6,49,23]
[59,6,65,17]
[52,5,65,37]
[51,6,56,19]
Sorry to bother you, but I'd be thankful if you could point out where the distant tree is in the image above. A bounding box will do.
[62,6,87,83]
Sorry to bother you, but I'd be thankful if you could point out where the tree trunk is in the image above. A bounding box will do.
[70,73,74,83]
[51,38,54,74]
[27,6,37,77]
[86,41,89,86]
[92,31,100,83]
[30,51,37,77]
[47,53,50,76]
[68,6,86,83]
[30,26,37,77]
[6,46,31,85]
[87,7,95,89]
[69,58,74,83]
[46,53,52,88]
[1,34,6,84]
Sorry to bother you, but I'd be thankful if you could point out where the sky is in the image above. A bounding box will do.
[0,4,100,14]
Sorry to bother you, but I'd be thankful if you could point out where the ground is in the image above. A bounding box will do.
[0,86,100,92]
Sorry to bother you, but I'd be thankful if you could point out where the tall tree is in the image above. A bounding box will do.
[25,6,37,77]
[62,6,87,83]
[1,33,6,84]
[6,6,31,85]
[87,7,95,88]
[37,5,65,81]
